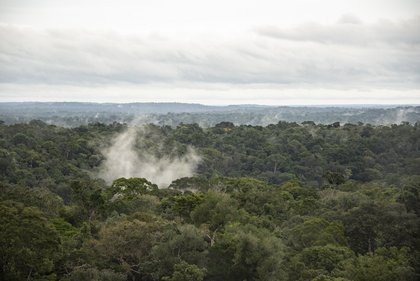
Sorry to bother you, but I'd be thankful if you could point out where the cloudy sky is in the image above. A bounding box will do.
[0,0,419,105]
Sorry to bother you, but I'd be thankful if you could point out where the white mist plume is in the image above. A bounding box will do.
[98,126,201,187]
[394,108,414,124]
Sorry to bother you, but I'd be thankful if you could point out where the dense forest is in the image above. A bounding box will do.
[1,120,420,281]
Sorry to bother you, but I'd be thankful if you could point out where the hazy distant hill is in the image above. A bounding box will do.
[0,102,419,127]
[0,102,233,114]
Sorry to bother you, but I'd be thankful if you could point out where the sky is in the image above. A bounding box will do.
[0,0,419,105]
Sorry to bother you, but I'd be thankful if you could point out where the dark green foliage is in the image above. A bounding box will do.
[110,177,158,198]
[299,245,354,273]
[170,193,204,219]
[0,201,61,281]
[287,217,347,250]
[163,261,206,281]
[339,247,417,281]
[152,224,208,279]
[169,176,211,192]
[0,121,419,281]
[60,267,125,281]
[207,223,286,281]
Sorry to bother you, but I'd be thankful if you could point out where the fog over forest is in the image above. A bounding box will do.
[1,102,419,127]
[98,126,201,187]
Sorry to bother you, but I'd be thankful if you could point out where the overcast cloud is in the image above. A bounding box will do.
[0,0,419,104]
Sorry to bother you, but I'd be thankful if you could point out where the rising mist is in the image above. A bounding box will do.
[98,126,201,187]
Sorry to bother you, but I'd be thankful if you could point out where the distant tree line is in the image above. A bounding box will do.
[1,103,419,127]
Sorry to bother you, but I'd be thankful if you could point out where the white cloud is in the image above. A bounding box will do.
[257,16,420,45]
[1,0,419,31]
[1,17,419,89]
[0,0,419,104]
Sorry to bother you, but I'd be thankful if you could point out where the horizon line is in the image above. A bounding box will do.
[0,101,419,107]
[0,100,420,107]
